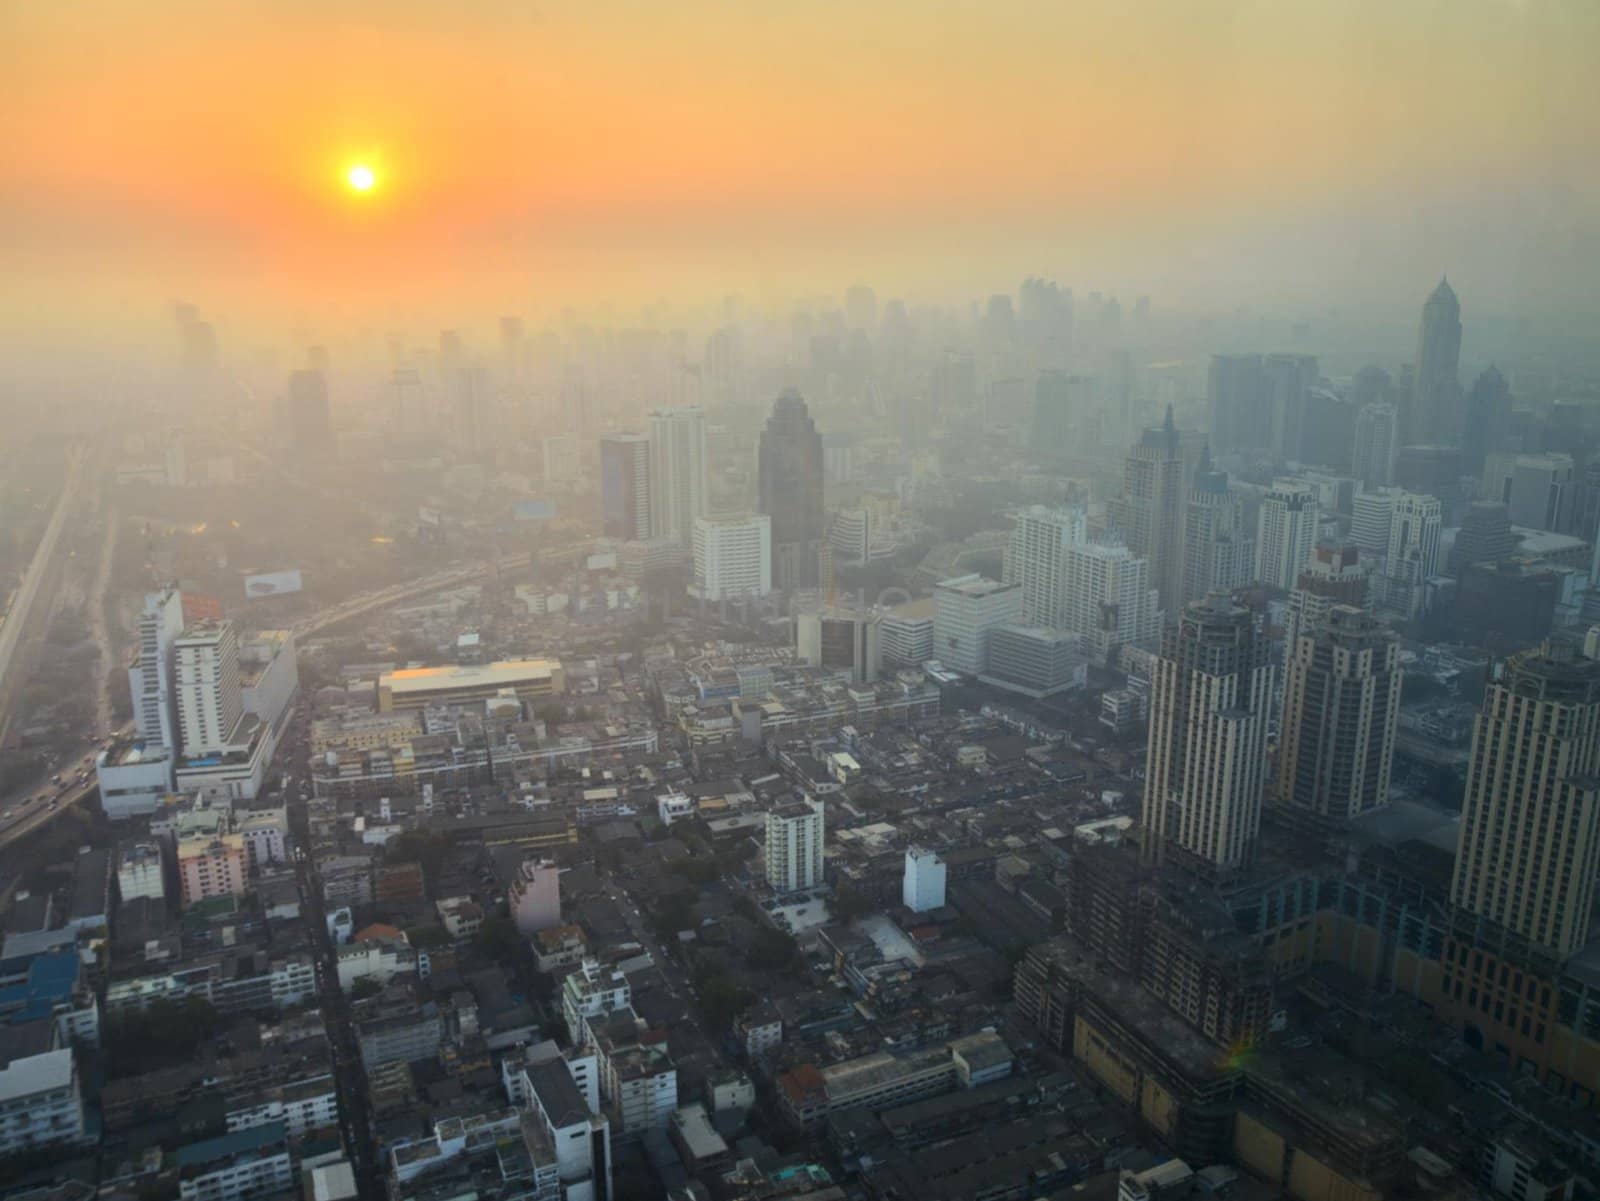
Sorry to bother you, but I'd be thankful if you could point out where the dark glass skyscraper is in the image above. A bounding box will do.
[1409,277,1463,446]
[1461,364,1511,476]
[757,389,825,591]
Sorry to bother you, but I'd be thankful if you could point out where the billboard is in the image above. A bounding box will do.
[514,498,556,522]
[244,569,304,599]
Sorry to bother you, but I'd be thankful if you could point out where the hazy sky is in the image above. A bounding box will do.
[3,0,1596,342]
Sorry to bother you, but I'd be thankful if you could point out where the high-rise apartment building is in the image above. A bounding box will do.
[1352,403,1399,489]
[647,406,708,546]
[1409,278,1463,446]
[932,574,1022,676]
[1180,447,1252,607]
[765,797,824,893]
[1449,643,1600,960]
[1277,605,1401,821]
[757,390,826,591]
[173,621,244,756]
[902,849,947,913]
[1262,353,1319,462]
[1062,542,1163,664]
[1283,542,1370,652]
[1108,408,1186,611]
[1005,506,1087,628]
[1380,490,1443,620]
[1142,593,1273,876]
[1255,480,1320,590]
[129,589,185,750]
[599,433,653,542]
[691,515,771,602]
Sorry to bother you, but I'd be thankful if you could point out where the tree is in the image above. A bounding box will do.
[104,996,222,1076]
[746,927,799,972]
[348,978,382,1001]
[830,884,873,921]
[699,974,751,1032]
[384,831,450,883]
[475,916,527,963]
[652,891,697,938]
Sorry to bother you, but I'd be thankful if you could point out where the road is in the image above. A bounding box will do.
[87,507,120,738]
[0,445,86,746]
[290,550,532,640]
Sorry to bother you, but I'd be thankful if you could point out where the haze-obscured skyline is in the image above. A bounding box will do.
[4,0,1597,347]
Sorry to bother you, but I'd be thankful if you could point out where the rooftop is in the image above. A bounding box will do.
[381,658,562,695]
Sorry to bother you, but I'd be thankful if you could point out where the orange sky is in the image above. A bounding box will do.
[2,0,1596,340]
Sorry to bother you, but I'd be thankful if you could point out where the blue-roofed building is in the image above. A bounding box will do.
[0,949,100,1046]
[176,1120,293,1201]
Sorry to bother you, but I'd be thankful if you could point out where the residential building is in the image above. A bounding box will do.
[1450,642,1600,960]
[1005,506,1087,629]
[116,841,166,904]
[0,1030,88,1157]
[129,588,185,753]
[903,849,947,913]
[765,796,825,894]
[1108,408,1186,610]
[1255,480,1319,591]
[1181,446,1252,607]
[1277,605,1402,820]
[932,574,1021,676]
[511,859,561,936]
[1379,490,1443,619]
[177,834,247,908]
[173,621,245,756]
[562,959,632,1046]
[1283,541,1369,652]
[1062,542,1162,664]
[176,1121,293,1201]
[1352,402,1399,489]
[647,406,708,546]
[1142,593,1273,876]
[691,514,771,601]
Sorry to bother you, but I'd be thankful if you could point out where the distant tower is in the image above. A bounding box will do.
[1277,605,1401,821]
[1109,406,1185,612]
[599,433,652,542]
[757,390,826,592]
[287,369,331,453]
[1283,541,1369,652]
[1005,507,1087,628]
[1461,366,1512,477]
[1180,446,1252,608]
[1207,354,1264,456]
[1254,480,1320,591]
[1450,642,1600,960]
[1409,278,1463,446]
[646,406,708,547]
[1142,593,1273,876]
[1352,403,1399,489]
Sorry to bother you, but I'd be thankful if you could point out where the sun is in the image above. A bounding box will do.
[346,163,376,193]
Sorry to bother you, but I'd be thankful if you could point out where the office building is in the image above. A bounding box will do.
[765,797,825,894]
[1379,490,1443,620]
[1462,366,1512,476]
[827,507,873,567]
[286,369,331,453]
[1283,542,1370,652]
[903,848,947,913]
[879,598,936,668]
[1484,453,1574,534]
[1409,278,1463,445]
[116,841,166,903]
[1277,606,1401,821]
[1108,408,1186,610]
[932,574,1022,675]
[377,659,564,712]
[1451,502,1519,573]
[1142,593,1273,876]
[174,621,244,756]
[1061,541,1163,664]
[1262,353,1319,461]
[980,624,1086,698]
[1396,444,1463,519]
[1180,447,1252,607]
[1255,480,1319,590]
[599,433,652,541]
[1352,403,1399,489]
[647,406,707,546]
[1351,490,1396,558]
[1449,642,1600,960]
[1031,369,1075,454]
[691,514,771,601]
[1005,506,1087,629]
[541,434,581,488]
[130,588,185,752]
[511,859,561,936]
[757,389,826,591]
[796,607,881,684]
[1208,353,1266,456]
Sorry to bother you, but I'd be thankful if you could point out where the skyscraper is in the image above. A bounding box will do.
[1409,278,1463,446]
[1207,353,1265,456]
[1352,403,1399,489]
[1277,605,1401,821]
[757,390,826,591]
[932,574,1022,676]
[1254,479,1320,590]
[1283,541,1370,653]
[691,515,771,602]
[765,796,825,894]
[286,369,331,452]
[647,406,708,546]
[129,589,185,751]
[1005,506,1087,629]
[1180,446,1252,607]
[1142,593,1273,876]
[173,621,244,756]
[1462,366,1512,477]
[1379,490,1442,620]
[599,433,653,542]
[1450,642,1600,960]
[1061,541,1163,664]
[1262,353,1319,461]
[1109,407,1185,611]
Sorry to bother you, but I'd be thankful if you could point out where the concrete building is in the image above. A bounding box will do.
[600,432,653,541]
[524,1055,613,1201]
[1108,408,1186,611]
[174,621,245,757]
[932,574,1021,676]
[96,739,174,820]
[1142,593,1273,876]
[647,406,708,546]
[1409,278,1463,446]
[511,859,561,937]
[0,1034,88,1157]
[236,808,288,873]
[827,507,873,567]
[377,659,563,712]
[1255,480,1319,591]
[562,959,632,1047]
[541,433,581,488]
[691,514,771,601]
[116,841,165,904]
[1061,542,1162,665]
[980,624,1085,699]
[1484,453,1574,534]
[1181,447,1252,608]
[129,588,185,753]
[1450,642,1600,960]
[902,848,947,913]
[879,598,936,668]
[765,796,825,894]
[1277,605,1401,821]
[796,607,881,684]
[177,834,247,908]
[1379,490,1443,620]
[1283,542,1370,653]
[1005,506,1087,629]
[1352,402,1399,489]
[758,389,826,592]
